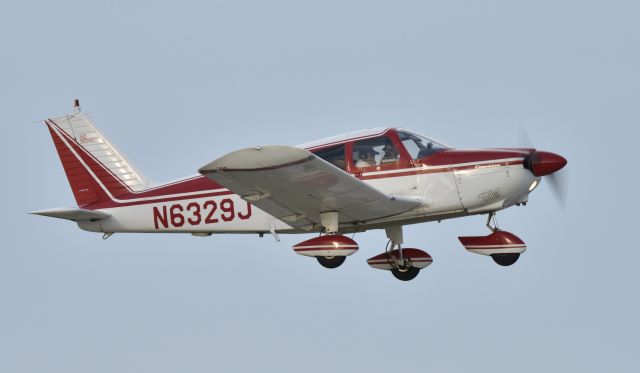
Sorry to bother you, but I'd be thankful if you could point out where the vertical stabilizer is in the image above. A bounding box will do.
[44,100,151,206]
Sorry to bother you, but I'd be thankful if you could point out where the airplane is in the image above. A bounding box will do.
[32,100,567,281]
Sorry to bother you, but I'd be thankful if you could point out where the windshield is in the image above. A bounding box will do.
[396,130,447,160]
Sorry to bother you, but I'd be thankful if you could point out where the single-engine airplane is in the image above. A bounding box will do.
[33,100,567,281]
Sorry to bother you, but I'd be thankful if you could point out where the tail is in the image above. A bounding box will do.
[44,100,151,207]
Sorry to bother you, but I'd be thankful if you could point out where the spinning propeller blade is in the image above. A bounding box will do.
[547,168,568,208]
[519,126,568,208]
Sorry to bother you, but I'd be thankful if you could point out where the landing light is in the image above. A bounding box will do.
[528,180,539,192]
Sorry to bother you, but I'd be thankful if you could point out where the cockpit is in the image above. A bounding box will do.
[308,128,448,173]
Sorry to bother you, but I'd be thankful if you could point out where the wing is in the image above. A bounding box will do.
[198,145,420,229]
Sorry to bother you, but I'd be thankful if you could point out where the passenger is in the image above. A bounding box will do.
[355,148,378,168]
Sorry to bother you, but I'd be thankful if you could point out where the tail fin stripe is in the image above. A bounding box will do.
[51,120,186,197]
[49,120,134,195]
[48,122,126,203]
[55,133,131,198]
[48,113,151,192]
[48,121,229,206]
[47,123,109,206]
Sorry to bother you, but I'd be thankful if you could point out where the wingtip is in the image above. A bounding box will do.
[198,160,223,174]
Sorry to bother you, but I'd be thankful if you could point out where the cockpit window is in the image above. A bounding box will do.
[397,130,446,160]
[313,144,346,170]
[352,136,399,168]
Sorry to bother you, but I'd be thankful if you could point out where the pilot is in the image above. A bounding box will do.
[355,147,378,168]
[380,140,398,163]
[418,141,435,158]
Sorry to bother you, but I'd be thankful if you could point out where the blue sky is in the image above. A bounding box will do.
[1,1,638,372]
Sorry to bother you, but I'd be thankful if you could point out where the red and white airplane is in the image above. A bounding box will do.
[33,101,567,281]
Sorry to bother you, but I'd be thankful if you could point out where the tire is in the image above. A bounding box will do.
[491,253,520,266]
[316,256,346,269]
[391,266,420,281]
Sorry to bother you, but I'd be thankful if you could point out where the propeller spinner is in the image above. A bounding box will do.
[523,151,567,177]
[523,150,568,206]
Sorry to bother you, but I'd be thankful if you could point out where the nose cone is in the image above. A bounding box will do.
[526,151,567,176]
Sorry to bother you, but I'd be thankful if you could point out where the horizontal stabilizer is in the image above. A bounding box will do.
[30,207,110,222]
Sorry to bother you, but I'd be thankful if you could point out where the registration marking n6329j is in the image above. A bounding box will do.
[152,199,252,229]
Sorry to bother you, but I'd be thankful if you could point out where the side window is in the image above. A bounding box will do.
[313,144,346,170]
[352,136,399,169]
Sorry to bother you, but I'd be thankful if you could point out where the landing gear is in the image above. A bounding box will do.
[366,226,433,281]
[486,213,520,267]
[459,212,527,266]
[391,266,420,281]
[292,212,359,269]
[491,253,520,266]
[316,255,346,269]
[385,226,419,281]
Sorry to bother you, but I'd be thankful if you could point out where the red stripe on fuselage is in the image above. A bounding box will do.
[418,148,532,167]
[85,159,523,209]
[84,161,524,209]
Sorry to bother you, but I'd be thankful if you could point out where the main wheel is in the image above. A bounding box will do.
[491,253,520,266]
[316,256,346,269]
[391,266,420,281]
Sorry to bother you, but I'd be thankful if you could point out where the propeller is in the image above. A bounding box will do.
[547,168,568,208]
[518,126,569,208]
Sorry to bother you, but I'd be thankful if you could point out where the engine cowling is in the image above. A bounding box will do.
[292,235,359,257]
[458,230,526,256]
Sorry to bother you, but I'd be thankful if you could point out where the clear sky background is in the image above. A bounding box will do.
[1,1,638,372]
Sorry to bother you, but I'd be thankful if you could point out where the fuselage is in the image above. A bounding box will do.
[75,128,540,235]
